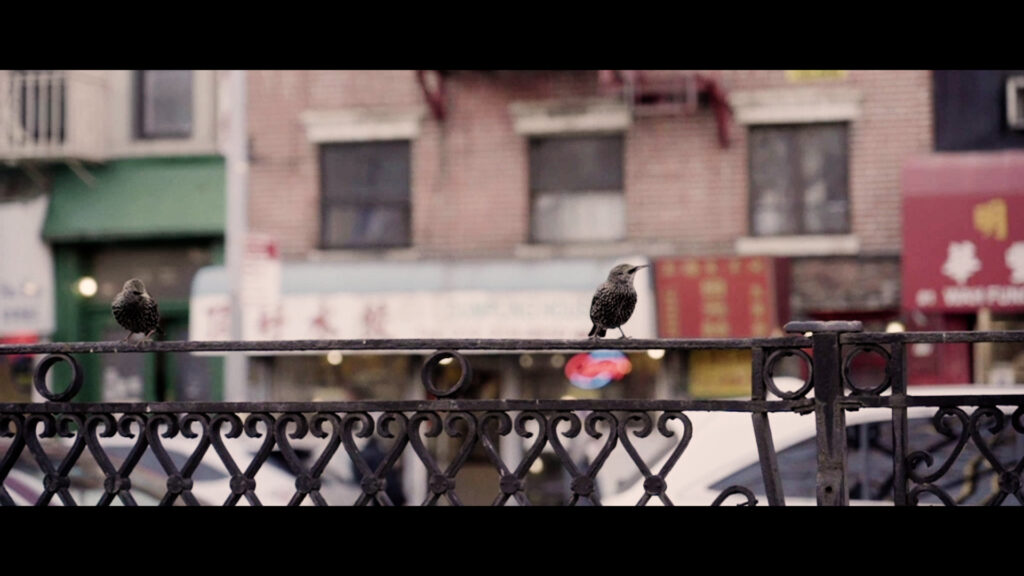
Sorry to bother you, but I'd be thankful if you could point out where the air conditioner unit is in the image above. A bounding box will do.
[1008,75,1024,130]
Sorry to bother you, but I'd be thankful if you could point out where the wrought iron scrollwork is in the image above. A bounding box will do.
[711,485,758,506]
[3,330,1023,507]
[842,343,892,395]
[618,411,693,506]
[33,354,83,402]
[421,350,472,398]
[547,411,618,506]
[762,349,813,400]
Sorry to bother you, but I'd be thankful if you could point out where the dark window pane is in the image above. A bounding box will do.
[749,127,798,236]
[322,141,410,202]
[324,205,410,249]
[320,141,411,249]
[136,70,193,139]
[529,134,625,243]
[749,123,849,236]
[529,135,624,192]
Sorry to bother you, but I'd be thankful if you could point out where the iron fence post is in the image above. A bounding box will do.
[786,321,863,506]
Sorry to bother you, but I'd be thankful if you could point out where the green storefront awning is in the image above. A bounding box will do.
[43,156,226,243]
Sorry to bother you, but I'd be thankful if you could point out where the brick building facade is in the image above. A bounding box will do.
[244,70,930,321]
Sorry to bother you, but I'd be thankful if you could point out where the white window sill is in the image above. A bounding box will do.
[108,140,220,159]
[735,235,860,256]
[300,107,425,143]
[307,247,423,262]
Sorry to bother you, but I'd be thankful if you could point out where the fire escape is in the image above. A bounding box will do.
[416,70,733,147]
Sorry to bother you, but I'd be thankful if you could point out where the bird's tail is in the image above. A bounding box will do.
[588,324,606,338]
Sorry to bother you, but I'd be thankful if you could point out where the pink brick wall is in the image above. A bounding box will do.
[247,70,932,259]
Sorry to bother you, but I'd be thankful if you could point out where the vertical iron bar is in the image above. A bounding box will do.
[751,346,785,506]
[783,321,862,506]
[812,329,847,506]
[890,339,908,506]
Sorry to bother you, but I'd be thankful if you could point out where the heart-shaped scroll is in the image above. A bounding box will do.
[408,411,477,506]
[546,411,618,506]
[146,413,212,506]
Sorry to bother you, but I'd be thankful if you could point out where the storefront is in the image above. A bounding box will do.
[43,157,226,402]
[654,255,791,398]
[902,152,1024,386]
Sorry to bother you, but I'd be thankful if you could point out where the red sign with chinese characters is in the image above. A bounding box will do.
[655,256,784,338]
[902,153,1024,312]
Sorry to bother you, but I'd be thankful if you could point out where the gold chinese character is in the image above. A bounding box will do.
[728,260,742,275]
[704,260,719,275]
[973,198,1008,241]
[704,301,728,317]
[700,278,728,297]
[750,302,766,317]
[684,260,701,277]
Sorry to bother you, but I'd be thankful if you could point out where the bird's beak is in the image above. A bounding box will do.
[630,265,650,274]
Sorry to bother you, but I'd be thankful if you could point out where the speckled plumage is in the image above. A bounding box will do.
[588,264,648,339]
[112,278,163,341]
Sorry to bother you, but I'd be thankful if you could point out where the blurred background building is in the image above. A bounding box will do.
[0,70,226,402]
[3,69,1023,505]
[2,69,1023,405]
[193,69,933,405]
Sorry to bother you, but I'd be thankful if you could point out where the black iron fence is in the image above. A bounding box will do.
[1,321,1022,506]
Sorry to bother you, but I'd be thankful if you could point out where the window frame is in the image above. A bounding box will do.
[746,121,851,238]
[133,70,194,140]
[527,132,626,245]
[318,139,413,250]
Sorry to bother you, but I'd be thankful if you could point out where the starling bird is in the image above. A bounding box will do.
[112,278,163,341]
[588,264,649,339]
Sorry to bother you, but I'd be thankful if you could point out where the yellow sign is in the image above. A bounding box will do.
[973,198,1008,241]
[688,349,752,398]
[785,70,848,82]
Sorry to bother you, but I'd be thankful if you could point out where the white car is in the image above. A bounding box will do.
[600,385,1024,506]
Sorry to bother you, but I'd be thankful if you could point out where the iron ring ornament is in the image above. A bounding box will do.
[762,348,814,400]
[421,350,473,398]
[842,343,892,395]
[33,354,83,402]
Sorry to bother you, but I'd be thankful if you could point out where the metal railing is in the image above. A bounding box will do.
[0,70,106,162]
[1,321,1022,506]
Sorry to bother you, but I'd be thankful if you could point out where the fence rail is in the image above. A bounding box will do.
[2,321,1022,506]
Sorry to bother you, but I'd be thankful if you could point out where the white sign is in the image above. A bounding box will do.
[191,289,657,341]
[0,195,55,337]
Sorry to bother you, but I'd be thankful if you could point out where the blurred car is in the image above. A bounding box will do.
[601,385,1024,506]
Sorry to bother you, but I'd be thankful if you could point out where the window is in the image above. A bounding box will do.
[134,70,193,139]
[529,134,625,243]
[748,123,849,236]
[12,70,65,144]
[320,140,411,249]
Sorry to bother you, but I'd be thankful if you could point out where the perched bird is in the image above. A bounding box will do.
[588,264,649,339]
[111,278,163,341]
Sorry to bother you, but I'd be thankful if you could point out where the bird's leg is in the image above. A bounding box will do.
[121,333,133,343]
[618,327,629,339]
[144,328,157,340]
